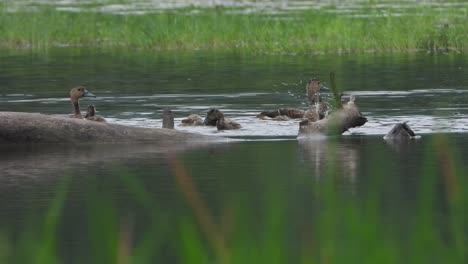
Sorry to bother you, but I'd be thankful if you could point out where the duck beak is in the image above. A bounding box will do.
[83,90,96,98]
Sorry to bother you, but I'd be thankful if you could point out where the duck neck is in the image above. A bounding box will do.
[71,99,81,117]
[309,93,321,105]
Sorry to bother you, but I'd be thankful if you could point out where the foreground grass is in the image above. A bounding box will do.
[0,5,467,54]
[1,135,467,263]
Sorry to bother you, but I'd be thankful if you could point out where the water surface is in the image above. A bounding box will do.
[0,49,467,262]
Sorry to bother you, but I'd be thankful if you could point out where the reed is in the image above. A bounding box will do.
[0,5,466,54]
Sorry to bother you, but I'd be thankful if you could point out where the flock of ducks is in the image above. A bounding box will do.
[70,78,418,139]
[70,78,329,131]
[177,78,329,130]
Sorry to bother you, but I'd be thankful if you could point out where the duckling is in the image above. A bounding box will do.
[69,86,95,118]
[179,114,204,126]
[84,105,106,122]
[204,108,241,130]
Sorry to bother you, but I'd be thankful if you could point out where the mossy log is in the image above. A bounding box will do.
[0,112,222,144]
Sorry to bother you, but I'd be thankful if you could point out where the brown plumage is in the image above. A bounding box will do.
[306,78,328,119]
[179,114,204,126]
[257,78,328,121]
[84,105,106,122]
[204,108,241,130]
[257,108,305,119]
[216,117,242,130]
[69,86,95,119]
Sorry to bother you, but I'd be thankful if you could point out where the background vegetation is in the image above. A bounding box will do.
[0,3,467,54]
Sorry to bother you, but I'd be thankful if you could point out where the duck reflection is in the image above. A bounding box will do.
[298,138,361,185]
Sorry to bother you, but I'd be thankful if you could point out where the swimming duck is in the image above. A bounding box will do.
[257,78,327,121]
[84,105,106,122]
[204,108,241,130]
[256,108,305,120]
[256,114,291,121]
[306,78,329,119]
[70,86,95,118]
[179,114,204,126]
[216,117,242,130]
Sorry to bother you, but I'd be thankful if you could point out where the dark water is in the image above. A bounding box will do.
[0,49,468,262]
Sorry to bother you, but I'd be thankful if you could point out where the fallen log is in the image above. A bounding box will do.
[0,112,224,144]
[298,95,367,137]
[298,72,367,137]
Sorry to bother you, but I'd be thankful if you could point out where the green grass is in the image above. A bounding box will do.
[0,5,467,54]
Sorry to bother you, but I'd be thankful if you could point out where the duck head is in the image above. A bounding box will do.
[70,86,96,118]
[204,108,224,126]
[306,78,327,104]
[70,86,96,101]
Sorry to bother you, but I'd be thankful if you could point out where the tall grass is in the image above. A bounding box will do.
[0,5,466,54]
[1,135,467,263]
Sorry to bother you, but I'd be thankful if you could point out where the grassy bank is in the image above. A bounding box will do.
[0,5,467,54]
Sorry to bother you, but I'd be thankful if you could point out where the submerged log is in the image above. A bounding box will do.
[0,112,223,144]
[384,122,416,140]
[298,95,367,136]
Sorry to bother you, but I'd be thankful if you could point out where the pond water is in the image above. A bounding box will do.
[0,49,467,262]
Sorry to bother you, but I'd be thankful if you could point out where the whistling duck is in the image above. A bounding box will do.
[69,86,95,118]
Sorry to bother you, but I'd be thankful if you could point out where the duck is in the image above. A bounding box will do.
[69,86,95,118]
[256,108,305,120]
[306,78,329,119]
[204,108,241,130]
[256,114,291,121]
[179,114,204,126]
[216,117,242,130]
[257,78,327,121]
[84,105,106,122]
